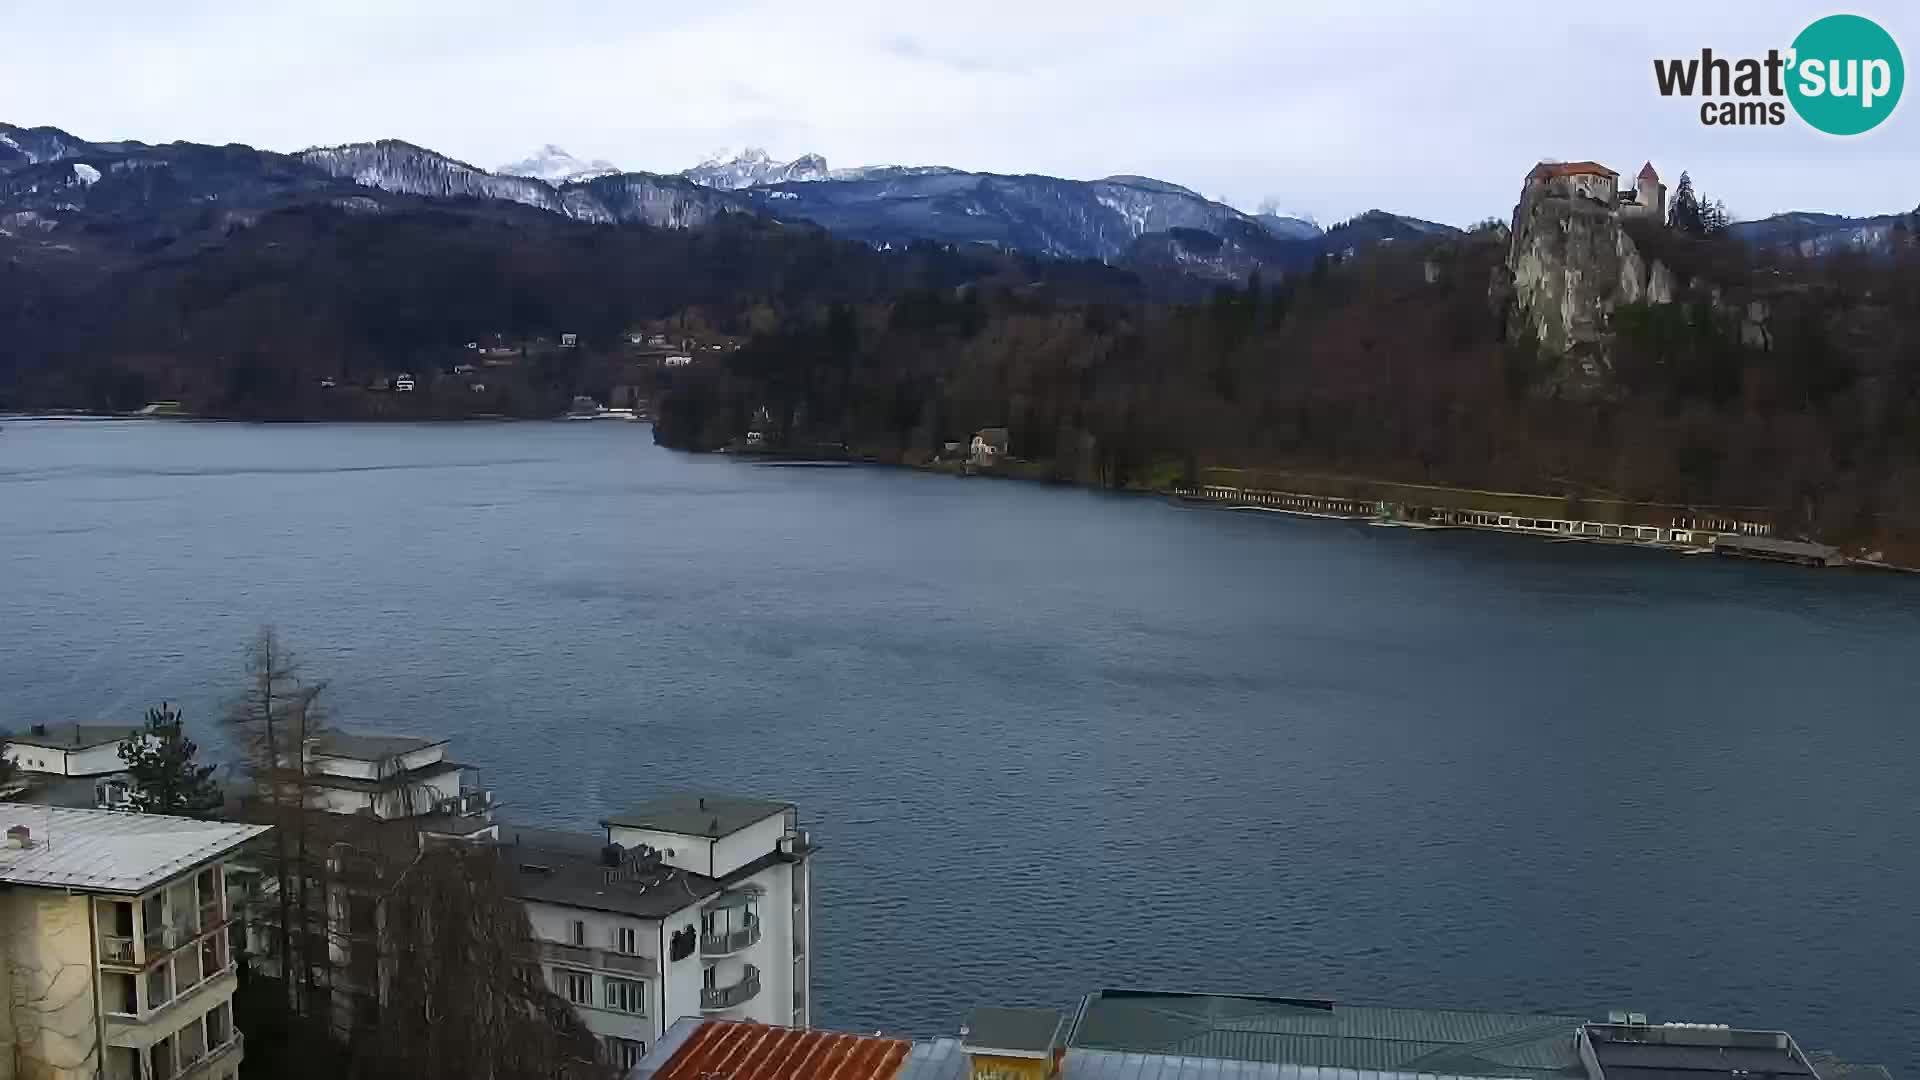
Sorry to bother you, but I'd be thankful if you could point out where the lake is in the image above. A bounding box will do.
[3,420,1916,1072]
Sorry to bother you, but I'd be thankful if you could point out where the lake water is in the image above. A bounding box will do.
[3,420,1916,1071]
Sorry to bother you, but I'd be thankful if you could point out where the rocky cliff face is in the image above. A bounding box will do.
[1502,185,1676,385]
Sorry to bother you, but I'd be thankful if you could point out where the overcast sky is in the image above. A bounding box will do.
[3,0,1913,225]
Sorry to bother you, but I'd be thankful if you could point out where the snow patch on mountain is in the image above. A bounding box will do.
[684,148,831,189]
[496,144,620,183]
[301,140,566,214]
[72,163,100,187]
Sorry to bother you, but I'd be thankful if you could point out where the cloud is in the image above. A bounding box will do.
[0,0,1912,224]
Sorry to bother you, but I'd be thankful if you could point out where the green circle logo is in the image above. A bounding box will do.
[1788,14,1903,135]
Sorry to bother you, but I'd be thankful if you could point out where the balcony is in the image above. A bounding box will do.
[538,941,659,979]
[101,934,138,966]
[700,965,761,1012]
[700,920,761,957]
[176,1033,243,1080]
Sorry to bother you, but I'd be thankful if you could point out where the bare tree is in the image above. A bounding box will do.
[224,626,331,1017]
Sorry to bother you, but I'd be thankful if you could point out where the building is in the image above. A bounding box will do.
[393,374,415,392]
[505,794,815,1072]
[1522,160,1665,223]
[969,427,1009,467]
[631,997,1888,1080]
[3,724,142,778]
[230,731,498,1032]
[301,732,496,830]
[561,333,579,348]
[1067,988,1587,1079]
[0,805,269,1080]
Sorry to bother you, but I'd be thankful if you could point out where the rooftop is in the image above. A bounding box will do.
[0,805,269,894]
[5,723,142,751]
[1068,989,1587,1080]
[500,822,725,919]
[1528,161,1618,180]
[963,1006,1067,1056]
[632,1019,1563,1080]
[603,794,791,839]
[1582,1023,1817,1080]
[304,758,469,794]
[310,732,447,762]
[636,1019,910,1080]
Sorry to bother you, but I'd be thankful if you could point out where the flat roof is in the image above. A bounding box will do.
[501,822,724,919]
[305,758,468,794]
[1069,989,1587,1080]
[5,724,142,751]
[964,1006,1066,1056]
[603,794,791,839]
[1583,1024,1815,1080]
[0,805,269,894]
[310,732,447,762]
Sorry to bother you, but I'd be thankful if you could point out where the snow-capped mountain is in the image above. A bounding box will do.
[495,144,620,184]
[302,140,569,213]
[683,148,830,190]
[1730,211,1915,257]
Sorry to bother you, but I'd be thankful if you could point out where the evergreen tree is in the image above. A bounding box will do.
[1701,198,1731,236]
[119,703,223,815]
[1668,171,1703,233]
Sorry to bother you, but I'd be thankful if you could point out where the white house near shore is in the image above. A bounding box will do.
[3,724,143,779]
[0,805,269,1080]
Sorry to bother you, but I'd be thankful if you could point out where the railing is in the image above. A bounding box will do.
[538,941,659,978]
[700,921,760,957]
[700,965,761,1011]
[101,934,137,965]
[177,1033,243,1080]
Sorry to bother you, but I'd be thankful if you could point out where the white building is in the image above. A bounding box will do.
[3,724,142,778]
[504,795,814,1073]
[301,733,496,830]
[0,805,269,1080]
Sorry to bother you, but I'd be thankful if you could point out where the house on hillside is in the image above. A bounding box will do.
[560,333,579,348]
[970,427,1009,467]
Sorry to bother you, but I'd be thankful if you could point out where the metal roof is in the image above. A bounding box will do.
[502,823,722,919]
[5,723,142,750]
[604,794,791,839]
[310,732,447,762]
[0,805,269,894]
[635,1018,909,1080]
[964,1006,1068,1055]
[1069,991,1587,1080]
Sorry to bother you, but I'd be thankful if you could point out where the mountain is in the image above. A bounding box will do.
[1320,210,1459,256]
[683,148,830,190]
[1729,211,1916,257]
[1256,213,1322,241]
[496,144,620,184]
[0,123,99,171]
[303,140,569,213]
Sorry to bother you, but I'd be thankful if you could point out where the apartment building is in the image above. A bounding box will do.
[504,795,815,1073]
[0,805,269,1080]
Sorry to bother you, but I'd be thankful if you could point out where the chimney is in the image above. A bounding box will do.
[959,1007,1067,1080]
[7,825,33,849]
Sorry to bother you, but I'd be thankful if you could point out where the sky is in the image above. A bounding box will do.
[2,0,1914,226]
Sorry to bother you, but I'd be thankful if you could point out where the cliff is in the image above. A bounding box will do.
[1501,184,1675,391]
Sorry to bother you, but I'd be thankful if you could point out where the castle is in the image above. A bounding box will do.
[1523,160,1666,221]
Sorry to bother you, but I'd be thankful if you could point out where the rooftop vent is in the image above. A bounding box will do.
[7,825,33,849]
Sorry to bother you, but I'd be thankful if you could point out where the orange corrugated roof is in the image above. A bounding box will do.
[1527,161,1618,180]
[652,1020,911,1080]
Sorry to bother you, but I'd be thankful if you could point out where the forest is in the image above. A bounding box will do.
[4,197,1920,552]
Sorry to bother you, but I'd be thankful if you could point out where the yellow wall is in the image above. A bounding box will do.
[967,1053,1053,1080]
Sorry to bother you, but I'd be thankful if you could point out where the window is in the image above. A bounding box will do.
[702,965,718,991]
[605,977,645,1015]
[207,1001,232,1047]
[614,925,638,955]
[568,919,586,947]
[558,970,592,1006]
[605,1037,647,1071]
[147,963,173,1010]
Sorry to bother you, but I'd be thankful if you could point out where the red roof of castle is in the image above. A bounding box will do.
[1638,161,1660,181]
[1527,161,1618,180]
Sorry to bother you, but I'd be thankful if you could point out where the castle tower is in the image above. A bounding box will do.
[1636,162,1665,223]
